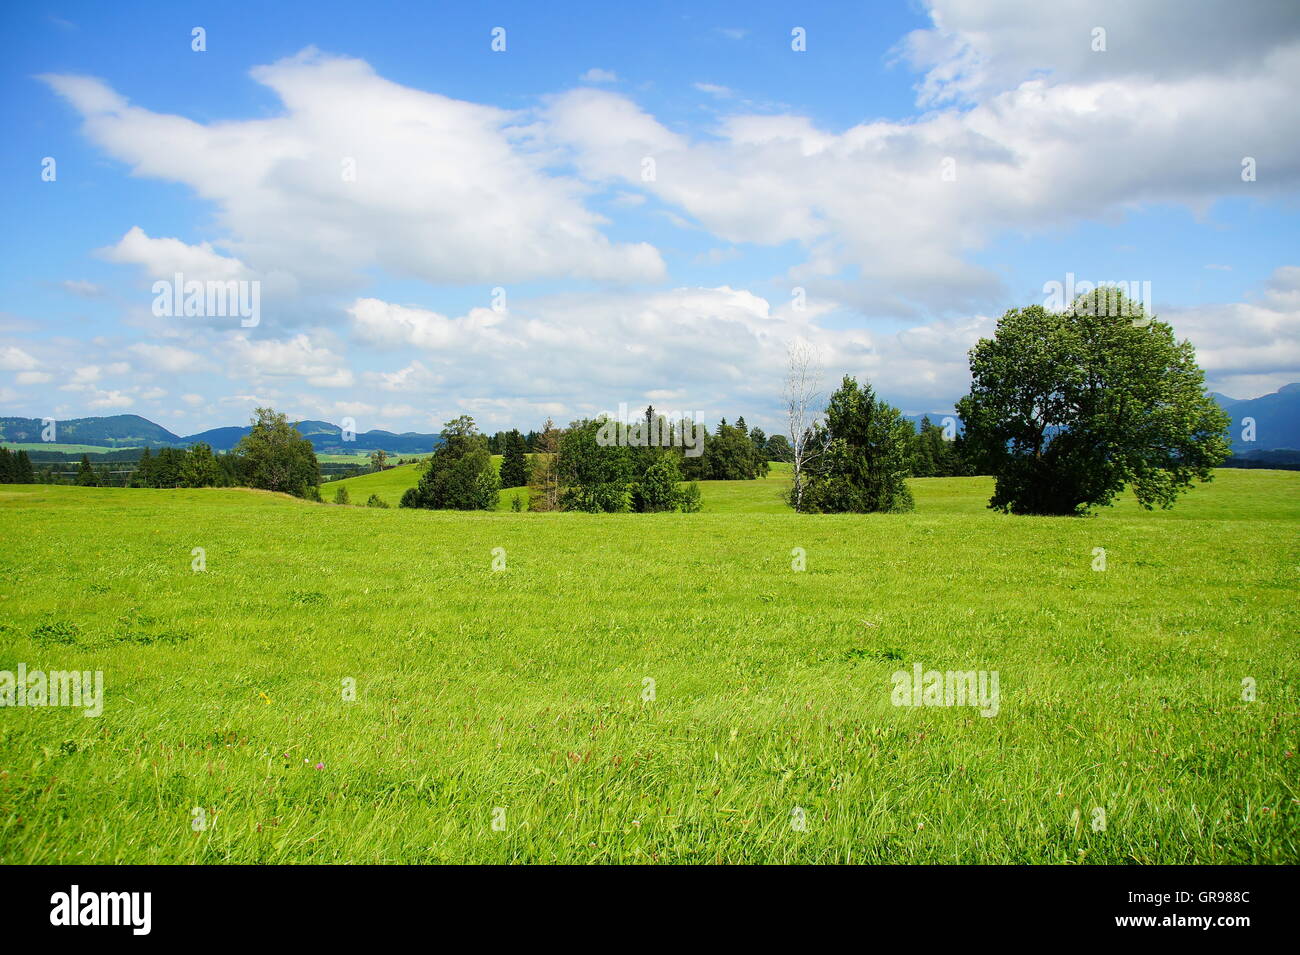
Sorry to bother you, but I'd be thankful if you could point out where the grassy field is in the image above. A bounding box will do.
[0,469,1296,864]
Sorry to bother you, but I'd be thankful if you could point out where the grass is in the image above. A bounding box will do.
[0,469,1296,864]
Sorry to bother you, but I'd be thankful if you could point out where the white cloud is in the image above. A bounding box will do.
[128,342,203,372]
[61,279,103,298]
[580,68,618,83]
[100,226,247,280]
[693,82,733,98]
[898,0,1300,106]
[541,23,1300,316]
[87,389,133,409]
[1165,266,1300,397]
[344,286,988,429]
[225,333,352,388]
[44,49,665,301]
[0,346,40,371]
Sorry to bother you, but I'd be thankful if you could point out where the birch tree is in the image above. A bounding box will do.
[783,340,828,512]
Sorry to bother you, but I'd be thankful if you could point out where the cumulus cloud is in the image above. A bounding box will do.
[897,0,1300,105]
[345,286,988,428]
[540,35,1300,317]
[1165,265,1300,398]
[225,333,354,388]
[43,49,665,301]
[0,346,41,371]
[24,4,1299,429]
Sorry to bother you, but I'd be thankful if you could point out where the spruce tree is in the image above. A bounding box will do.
[76,454,99,487]
[499,429,528,488]
[802,376,914,513]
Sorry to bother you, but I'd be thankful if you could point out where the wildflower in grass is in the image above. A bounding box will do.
[315,762,324,770]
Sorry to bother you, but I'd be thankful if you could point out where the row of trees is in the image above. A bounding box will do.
[399,414,708,513]
[62,409,323,497]
[20,286,1224,521]
[0,448,35,483]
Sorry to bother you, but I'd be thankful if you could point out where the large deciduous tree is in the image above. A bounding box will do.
[234,408,321,498]
[956,288,1230,515]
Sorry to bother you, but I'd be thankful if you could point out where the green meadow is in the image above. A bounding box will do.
[0,469,1296,864]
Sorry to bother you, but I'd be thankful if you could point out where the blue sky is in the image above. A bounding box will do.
[2,0,1298,436]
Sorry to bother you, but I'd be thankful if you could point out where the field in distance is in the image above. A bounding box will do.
[0,469,1295,863]
[327,458,796,512]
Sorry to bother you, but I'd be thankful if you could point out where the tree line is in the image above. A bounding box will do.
[5,288,1228,518]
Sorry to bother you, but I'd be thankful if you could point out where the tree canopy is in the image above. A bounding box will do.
[234,408,320,498]
[957,288,1230,515]
[401,416,499,510]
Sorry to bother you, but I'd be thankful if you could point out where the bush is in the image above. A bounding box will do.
[632,453,682,512]
[366,494,389,508]
[678,481,703,513]
[333,486,351,505]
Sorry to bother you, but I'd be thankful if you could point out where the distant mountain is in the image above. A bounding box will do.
[182,419,441,453]
[0,414,182,448]
[903,412,961,434]
[4,385,1295,455]
[182,426,252,451]
[1212,383,1300,452]
[0,413,440,454]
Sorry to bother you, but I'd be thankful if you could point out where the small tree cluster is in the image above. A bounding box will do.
[553,417,702,513]
[0,447,35,483]
[401,416,499,510]
[909,417,974,478]
[680,417,769,481]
